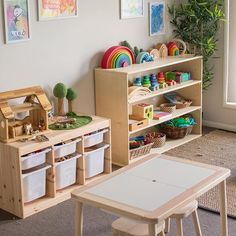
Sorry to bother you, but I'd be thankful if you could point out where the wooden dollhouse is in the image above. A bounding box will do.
[0,86,52,143]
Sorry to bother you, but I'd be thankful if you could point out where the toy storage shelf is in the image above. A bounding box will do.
[0,115,111,218]
[95,56,202,166]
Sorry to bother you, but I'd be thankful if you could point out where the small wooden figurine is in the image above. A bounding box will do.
[132,103,154,120]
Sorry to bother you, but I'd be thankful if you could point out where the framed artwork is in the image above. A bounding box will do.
[149,1,166,36]
[38,0,78,21]
[120,0,144,19]
[3,0,31,44]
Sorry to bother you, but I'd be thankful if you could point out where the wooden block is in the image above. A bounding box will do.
[132,104,154,120]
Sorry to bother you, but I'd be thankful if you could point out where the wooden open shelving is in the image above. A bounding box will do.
[0,115,111,218]
[95,56,203,166]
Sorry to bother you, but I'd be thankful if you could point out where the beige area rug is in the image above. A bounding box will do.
[165,130,236,218]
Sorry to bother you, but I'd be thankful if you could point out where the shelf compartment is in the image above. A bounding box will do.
[129,106,201,135]
[128,80,201,104]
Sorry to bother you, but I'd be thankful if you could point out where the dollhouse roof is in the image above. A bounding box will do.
[0,86,52,119]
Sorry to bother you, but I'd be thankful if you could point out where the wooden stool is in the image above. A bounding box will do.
[165,200,202,236]
[112,217,165,236]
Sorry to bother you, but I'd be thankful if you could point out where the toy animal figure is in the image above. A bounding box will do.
[23,123,33,135]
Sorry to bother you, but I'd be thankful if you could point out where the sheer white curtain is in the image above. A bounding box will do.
[224,0,236,108]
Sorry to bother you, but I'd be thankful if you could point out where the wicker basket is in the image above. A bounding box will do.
[129,143,153,160]
[175,100,192,109]
[146,132,166,148]
[160,125,193,139]
[160,103,176,113]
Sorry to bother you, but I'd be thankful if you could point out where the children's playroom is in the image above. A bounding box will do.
[0,0,236,235]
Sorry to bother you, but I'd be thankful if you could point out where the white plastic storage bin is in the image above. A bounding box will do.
[54,139,81,159]
[84,144,109,179]
[22,165,51,203]
[21,148,51,171]
[84,129,108,148]
[55,153,81,190]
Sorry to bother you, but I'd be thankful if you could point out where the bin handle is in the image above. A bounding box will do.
[84,129,109,140]
[21,148,51,161]
[22,165,51,178]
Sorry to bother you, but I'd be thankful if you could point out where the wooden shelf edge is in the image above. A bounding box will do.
[129,106,201,135]
[128,80,201,104]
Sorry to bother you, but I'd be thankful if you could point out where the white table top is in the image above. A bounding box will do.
[86,157,215,211]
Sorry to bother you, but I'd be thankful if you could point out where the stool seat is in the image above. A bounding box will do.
[172,200,198,218]
[112,217,165,236]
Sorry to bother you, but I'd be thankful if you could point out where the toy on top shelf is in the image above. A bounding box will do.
[132,103,154,120]
[156,43,168,58]
[167,39,187,56]
[136,52,154,64]
[0,86,52,143]
[53,83,67,116]
[101,45,135,69]
[148,49,160,62]
[66,88,77,113]
[157,72,168,89]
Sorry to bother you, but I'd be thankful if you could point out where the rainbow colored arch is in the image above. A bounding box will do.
[101,46,135,69]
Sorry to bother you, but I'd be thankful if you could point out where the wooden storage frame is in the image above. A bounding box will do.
[95,56,202,166]
[0,115,111,218]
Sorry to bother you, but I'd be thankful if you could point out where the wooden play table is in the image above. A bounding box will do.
[72,154,230,236]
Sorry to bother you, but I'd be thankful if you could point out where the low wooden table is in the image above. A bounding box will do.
[72,154,231,236]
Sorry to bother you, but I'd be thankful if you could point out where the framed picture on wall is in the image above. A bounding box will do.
[120,0,144,19]
[3,0,31,44]
[149,1,166,36]
[38,0,78,21]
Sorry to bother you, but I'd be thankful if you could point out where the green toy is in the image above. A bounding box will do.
[142,76,151,88]
[53,83,67,116]
[66,88,77,113]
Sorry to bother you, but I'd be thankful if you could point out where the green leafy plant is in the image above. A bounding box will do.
[168,0,225,89]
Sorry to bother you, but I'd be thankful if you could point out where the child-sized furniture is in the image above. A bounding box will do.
[95,56,202,166]
[0,115,111,218]
[112,217,165,236]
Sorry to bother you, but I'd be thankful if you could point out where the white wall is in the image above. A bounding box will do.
[0,0,173,114]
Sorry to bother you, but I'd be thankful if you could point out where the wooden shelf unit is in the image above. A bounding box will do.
[95,56,202,166]
[0,115,111,218]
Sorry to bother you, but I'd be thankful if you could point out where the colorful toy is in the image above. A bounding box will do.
[148,49,160,62]
[133,77,142,87]
[167,41,180,56]
[132,103,154,120]
[101,46,135,69]
[136,52,154,64]
[166,80,177,86]
[157,72,168,89]
[53,83,67,116]
[164,92,192,109]
[142,75,151,88]
[165,71,191,83]
[66,88,77,113]
[149,74,159,91]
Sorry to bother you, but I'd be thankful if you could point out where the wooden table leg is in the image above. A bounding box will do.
[219,180,228,236]
[148,223,157,236]
[75,202,83,236]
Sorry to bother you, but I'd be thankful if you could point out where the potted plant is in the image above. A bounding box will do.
[168,0,225,89]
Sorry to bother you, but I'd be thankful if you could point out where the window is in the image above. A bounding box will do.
[224,0,236,108]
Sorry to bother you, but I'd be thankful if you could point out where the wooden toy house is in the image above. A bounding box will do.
[0,86,52,143]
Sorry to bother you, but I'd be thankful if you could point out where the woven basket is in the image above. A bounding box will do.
[160,125,193,139]
[146,132,166,148]
[160,103,176,113]
[130,143,153,160]
[175,100,192,109]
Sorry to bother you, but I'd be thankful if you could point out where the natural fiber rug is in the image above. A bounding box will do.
[165,130,236,218]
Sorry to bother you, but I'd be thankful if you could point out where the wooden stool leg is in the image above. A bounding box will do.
[176,218,183,236]
[192,210,202,236]
[165,218,170,233]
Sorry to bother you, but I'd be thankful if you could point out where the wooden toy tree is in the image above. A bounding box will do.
[53,83,67,116]
[66,88,77,113]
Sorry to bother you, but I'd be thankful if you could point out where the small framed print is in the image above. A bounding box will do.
[121,0,144,19]
[38,0,78,21]
[149,1,166,36]
[3,0,31,44]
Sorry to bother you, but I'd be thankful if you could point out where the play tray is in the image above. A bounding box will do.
[129,115,149,132]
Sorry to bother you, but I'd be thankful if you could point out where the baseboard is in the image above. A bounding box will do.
[203,120,236,132]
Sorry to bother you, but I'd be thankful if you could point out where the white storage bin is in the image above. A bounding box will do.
[55,153,81,190]
[54,139,81,159]
[21,148,51,171]
[84,129,108,148]
[22,165,51,203]
[84,144,109,179]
